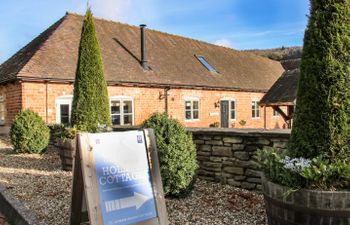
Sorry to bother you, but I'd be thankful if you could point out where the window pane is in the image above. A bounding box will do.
[231,111,235,119]
[197,56,216,72]
[193,101,199,110]
[185,101,191,110]
[185,111,191,120]
[123,101,132,113]
[0,112,4,121]
[111,101,120,114]
[123,115,132,125]
[111,115,120,125]
[60,104,69,125]
[193,110,199,119]
[252,110,255,118]
[231,101,235,110]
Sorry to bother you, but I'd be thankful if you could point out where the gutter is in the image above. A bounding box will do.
[4,76,270,93]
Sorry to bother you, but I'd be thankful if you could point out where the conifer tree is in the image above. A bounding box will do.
[289,0,350,159]
[71,9,111,132]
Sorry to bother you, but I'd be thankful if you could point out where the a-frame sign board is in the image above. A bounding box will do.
[70,129,168,225]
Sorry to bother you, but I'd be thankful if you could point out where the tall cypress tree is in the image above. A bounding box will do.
[71,9,111,132]
[289,0,350,159]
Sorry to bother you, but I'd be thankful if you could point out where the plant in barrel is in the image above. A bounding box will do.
[257,1,350,224]
[70,8,111,132]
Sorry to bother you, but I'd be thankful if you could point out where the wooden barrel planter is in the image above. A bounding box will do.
[262,176,350,225]
[55,138,76,171]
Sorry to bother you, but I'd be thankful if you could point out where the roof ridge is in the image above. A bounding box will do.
[65,11,241,54]
[0,15,66,80]
[66,12,284,63]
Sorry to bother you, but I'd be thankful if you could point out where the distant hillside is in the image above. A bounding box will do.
[244,46,302,61]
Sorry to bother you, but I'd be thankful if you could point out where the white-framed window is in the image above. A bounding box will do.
[0,96,5,125]
[273,109,279,117]
[110,96,134,126]
[184,97,200,121]
[252,100,260,118]
[230,100,236,120]
[56,95,73,126]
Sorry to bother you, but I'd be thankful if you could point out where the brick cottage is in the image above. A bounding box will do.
[0,12,286,133]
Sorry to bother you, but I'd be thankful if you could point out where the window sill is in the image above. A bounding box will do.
[185,119,200,122]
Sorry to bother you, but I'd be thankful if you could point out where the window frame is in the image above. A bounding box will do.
[251,100,260,119]
[0,96,5,125]
[195,55,218,73]
[55,95,73,125]
[109,96,134,126]
[273,109,279,117]
[184,97,200,121]
[230,100,236,120]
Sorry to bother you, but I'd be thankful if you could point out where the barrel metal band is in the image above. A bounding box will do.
[264,193,350,218]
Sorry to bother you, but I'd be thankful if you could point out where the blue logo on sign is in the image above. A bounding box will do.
[137,135,143,143]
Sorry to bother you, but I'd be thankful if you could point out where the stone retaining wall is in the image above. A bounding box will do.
[188,128,290,191]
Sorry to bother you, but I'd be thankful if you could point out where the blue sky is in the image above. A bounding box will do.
[0,0,309,64]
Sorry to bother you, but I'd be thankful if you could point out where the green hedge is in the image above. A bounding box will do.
[10,109,50,153]
[143,113,198,196]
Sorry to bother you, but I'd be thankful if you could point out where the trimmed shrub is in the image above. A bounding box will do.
[10,109,50,153]
[70,9,111,132]
[289,0,350,159]
[143,113,198,196]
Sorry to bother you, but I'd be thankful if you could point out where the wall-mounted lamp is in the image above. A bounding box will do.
[214,101,220,108]
[159,91,166,100]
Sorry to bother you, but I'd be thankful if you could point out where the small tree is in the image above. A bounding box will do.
[289,0,350,159]
[143,113,198,196]
[71,9,111,132]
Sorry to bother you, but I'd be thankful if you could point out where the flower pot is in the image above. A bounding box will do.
[55,138,76,171]
[262,176,350,225]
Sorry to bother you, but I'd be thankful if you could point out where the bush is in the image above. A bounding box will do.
[257,147,350,190]
[143,113,198,196]
[50,124,77,140]
[10,109,50,153]
[209,122,220,127]
[70,9,111,132]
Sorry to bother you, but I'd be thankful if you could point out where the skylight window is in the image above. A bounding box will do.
[196,56,217,72]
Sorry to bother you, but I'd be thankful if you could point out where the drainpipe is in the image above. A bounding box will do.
[45,82,48,123]
[263,106,267,129]
[164,87,170,113]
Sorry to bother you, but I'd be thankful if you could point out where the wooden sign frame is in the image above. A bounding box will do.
[70,129,168,225]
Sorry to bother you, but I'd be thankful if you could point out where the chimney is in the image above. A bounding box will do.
[139,24,149,70]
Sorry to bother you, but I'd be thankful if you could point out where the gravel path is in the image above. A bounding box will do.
[0,136,267,225]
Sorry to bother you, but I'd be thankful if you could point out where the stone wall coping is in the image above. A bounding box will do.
[187,128,291,137]
[0,184,42,225]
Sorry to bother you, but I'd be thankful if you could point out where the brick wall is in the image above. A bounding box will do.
[189,128,290,190]
[9,81,287,129]
[0,82,22,126]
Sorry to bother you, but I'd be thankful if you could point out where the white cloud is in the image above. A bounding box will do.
[214,39,234,48]
[76,0,132,22]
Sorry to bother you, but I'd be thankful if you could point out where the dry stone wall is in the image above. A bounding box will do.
[188,128,290,191]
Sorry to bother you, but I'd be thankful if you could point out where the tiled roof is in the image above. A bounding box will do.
[259,69,299,106]
[0,12,284,92]
[280,58,301,71]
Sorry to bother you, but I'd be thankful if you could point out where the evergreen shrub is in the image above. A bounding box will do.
[258,0,350,191]
[10,109,50,153]
[143,113,198,196]
[70,9,111,132]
